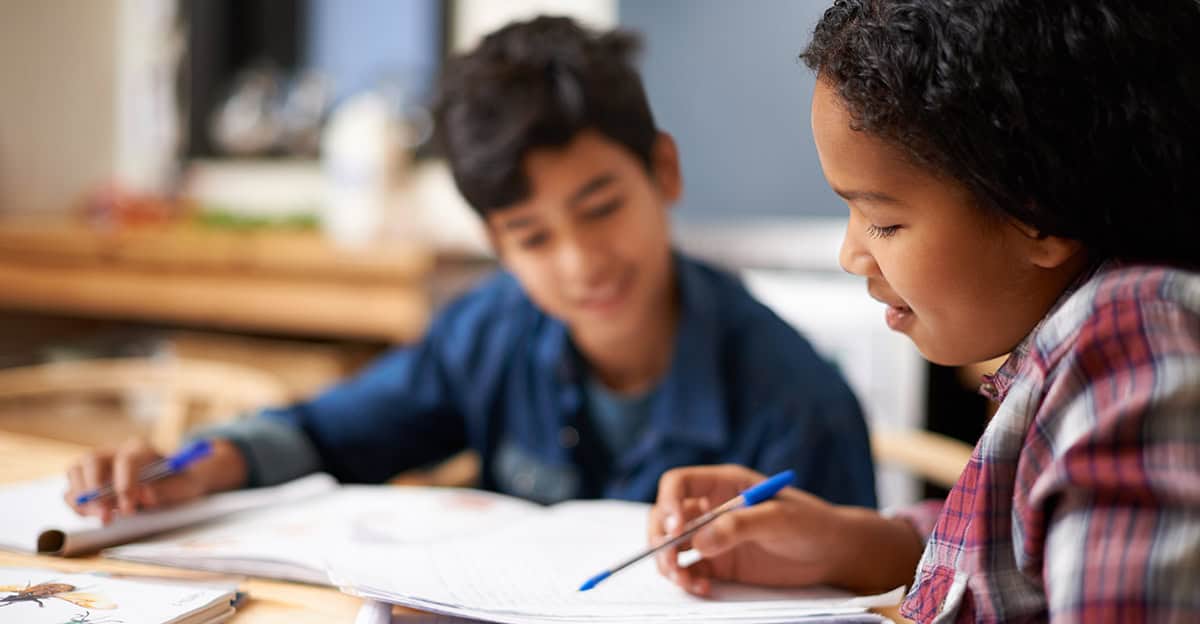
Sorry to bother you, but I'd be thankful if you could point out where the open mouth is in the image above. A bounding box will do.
[577,272,633,313]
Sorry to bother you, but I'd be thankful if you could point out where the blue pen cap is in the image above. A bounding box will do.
[166,439,214,472]
[741,469,796,506]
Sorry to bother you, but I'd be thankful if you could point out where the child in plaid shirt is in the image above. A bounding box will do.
[649,1,1200,622]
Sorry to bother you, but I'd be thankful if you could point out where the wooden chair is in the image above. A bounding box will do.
[871,428,974,491]
[0,357,288,451]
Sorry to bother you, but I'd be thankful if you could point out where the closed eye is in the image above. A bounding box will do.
[520,231,550,248]
[866,224,900,239]
[582,198,622,220]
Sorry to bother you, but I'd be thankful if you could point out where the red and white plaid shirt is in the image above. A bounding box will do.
[897,262,1200,623]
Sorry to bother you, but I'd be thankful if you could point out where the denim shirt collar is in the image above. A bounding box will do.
[536,252,730,451]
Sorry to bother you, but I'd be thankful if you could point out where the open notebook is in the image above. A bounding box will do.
[0,473,337,557]
[2,475,903,622]
[0,567,236,624]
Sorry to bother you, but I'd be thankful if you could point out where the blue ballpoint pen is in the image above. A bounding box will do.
[74,439,214,506]
[578,469,796,592]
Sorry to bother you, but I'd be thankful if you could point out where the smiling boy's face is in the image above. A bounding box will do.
[810,80,1085,366]
[486,130,680,347]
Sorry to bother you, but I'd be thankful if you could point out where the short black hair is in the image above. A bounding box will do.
[434,16,658,216]
[802,0,1200,268]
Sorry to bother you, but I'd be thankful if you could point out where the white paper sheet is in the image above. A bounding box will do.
[0,473,336,556]
[329,500,904,624]
[105,485,541,584]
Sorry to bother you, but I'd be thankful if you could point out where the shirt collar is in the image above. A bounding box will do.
[979,260,1105,402]
[536,253,730,450]
[650,254,729,450]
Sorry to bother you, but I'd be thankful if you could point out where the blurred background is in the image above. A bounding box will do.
[0,0,997,508]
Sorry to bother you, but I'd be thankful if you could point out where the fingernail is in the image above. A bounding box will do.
[665,514,680,533]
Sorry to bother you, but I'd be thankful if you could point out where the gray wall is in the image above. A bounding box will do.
[620,1,842,219]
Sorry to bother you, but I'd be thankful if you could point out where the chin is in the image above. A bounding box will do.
[910,334,977,368]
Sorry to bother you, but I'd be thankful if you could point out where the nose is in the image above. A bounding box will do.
[557,228,611,285]
[838,215,877,278]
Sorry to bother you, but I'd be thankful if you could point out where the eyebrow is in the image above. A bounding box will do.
[500,215,539,232]
[831,187,903,205]
[567,173,616,207]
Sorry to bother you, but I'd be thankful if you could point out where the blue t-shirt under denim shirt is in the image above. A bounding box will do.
[194,253,877,507]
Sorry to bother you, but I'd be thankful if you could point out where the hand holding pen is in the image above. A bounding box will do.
[65,438,241,524]
[644,464,872,597]
[580,469,797,591]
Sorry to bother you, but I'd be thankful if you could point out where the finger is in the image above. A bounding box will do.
[79,454,112,492]
[112,443,156,516]
[655,498,709,579]
[79,454,116,522]
[140,483,161,508]
[65,464,86,511]
[691,500,791,559]
[671,556,714,596]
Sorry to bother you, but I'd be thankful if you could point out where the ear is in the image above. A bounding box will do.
[1009,220,1084,269]
[651,132,683,204]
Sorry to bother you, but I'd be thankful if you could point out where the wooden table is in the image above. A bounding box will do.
[0,217,435,343]
[0,431,367,622]
[0,430,910,623]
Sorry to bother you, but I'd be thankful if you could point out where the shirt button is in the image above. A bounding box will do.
[559,426,579,449]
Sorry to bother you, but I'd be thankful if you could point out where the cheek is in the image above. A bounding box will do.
[505,256,564,310]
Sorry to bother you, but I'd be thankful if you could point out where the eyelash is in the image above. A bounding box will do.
[517,199,623,248]
[584,199,622,220]
[866,224,900,239]
[520,233,548,249]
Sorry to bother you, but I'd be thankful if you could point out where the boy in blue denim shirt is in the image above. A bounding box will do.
[65,17,875,518]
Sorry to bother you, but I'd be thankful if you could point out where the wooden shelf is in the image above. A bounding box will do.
[0,217,435,342]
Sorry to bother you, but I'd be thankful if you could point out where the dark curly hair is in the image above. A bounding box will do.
[434,16,657,215]
[802,0,1200,268]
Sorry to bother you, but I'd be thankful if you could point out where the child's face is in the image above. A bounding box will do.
[487,130,680,346]
[810,81,1081,366]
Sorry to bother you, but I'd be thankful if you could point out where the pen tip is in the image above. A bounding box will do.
[578,571,610,592]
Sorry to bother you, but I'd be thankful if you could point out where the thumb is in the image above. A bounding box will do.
[690,501,790,559]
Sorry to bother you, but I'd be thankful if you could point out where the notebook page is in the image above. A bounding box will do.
[0,473,336,556]
[330,500,903,622]
[107,485,541,584]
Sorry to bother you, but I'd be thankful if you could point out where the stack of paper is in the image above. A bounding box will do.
[328,500,903,623]
[0,567,236,624]
[0,473,336,556]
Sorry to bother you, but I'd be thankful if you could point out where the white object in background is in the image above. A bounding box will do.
[742,269,928,509]
[114,0,183,195]
[451,0,616,52]
[184,159,324,221]
[321,92,404,247]
[406,160,491,257]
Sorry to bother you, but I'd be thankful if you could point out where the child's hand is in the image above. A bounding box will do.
[648,464,926,596]
[64,437,213,523]
[648,464,844,596]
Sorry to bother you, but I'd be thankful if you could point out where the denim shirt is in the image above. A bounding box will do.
[202,253,877,507]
